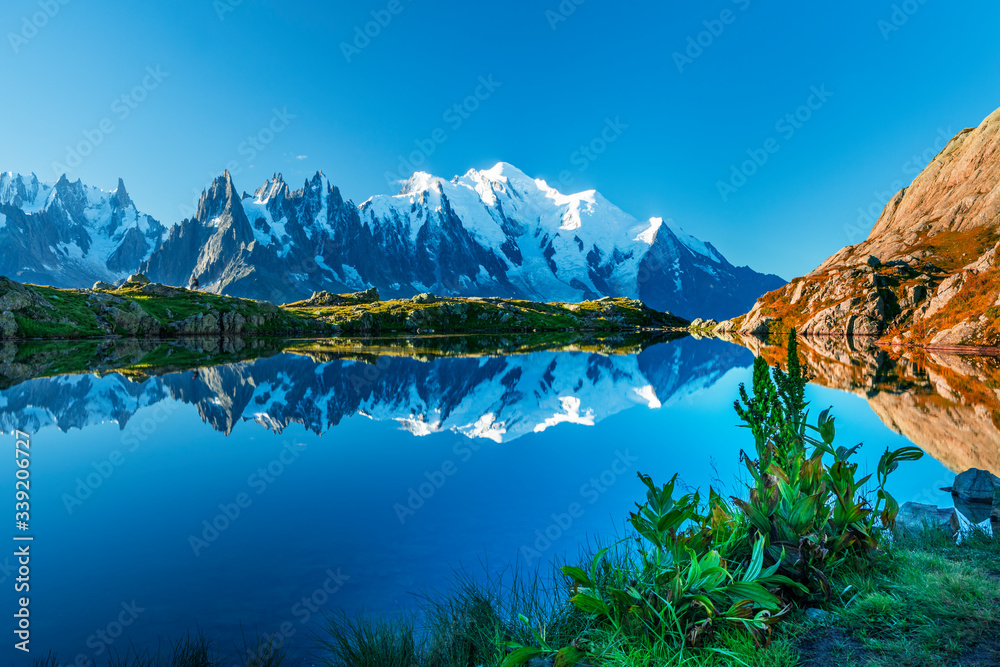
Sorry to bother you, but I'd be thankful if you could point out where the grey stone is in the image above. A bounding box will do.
[125,273,151,285]
[141,283,185,297]
[896,502,959,535]
[866,255,881,268]
[92,281,113,291]
[952,468,1000,504]
[411,292,437,304]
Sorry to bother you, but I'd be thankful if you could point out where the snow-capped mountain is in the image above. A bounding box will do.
[2,164,783,319]
[141,163,783,318]
[0,338,752,441]
[0,172,167,287]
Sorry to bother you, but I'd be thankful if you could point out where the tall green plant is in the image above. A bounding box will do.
[732,330,924,597]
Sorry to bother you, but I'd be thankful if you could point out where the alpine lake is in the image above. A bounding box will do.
[1,331,996,662]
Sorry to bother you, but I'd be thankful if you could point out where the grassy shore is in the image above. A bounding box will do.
[0,277,688,340]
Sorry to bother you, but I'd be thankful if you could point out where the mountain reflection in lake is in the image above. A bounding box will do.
[0,334,991,660]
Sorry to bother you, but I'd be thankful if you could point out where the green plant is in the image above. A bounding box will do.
[732,330,923,598]
[556,481,804,651]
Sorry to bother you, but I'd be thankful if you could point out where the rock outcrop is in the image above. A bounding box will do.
[738,107,1000,346]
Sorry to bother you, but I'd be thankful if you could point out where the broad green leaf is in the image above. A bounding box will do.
[500,646,544,667]
[560,566,592,588]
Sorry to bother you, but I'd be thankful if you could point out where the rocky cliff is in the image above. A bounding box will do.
[737,107,1000,347]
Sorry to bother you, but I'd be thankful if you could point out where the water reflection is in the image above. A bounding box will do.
[734,333,1000,473]
[0,335,752,441]
[1,333,994,659]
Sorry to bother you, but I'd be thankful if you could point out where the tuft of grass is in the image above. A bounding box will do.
[313,612,419,667]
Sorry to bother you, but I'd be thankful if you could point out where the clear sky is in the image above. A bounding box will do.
[2,0,998,279]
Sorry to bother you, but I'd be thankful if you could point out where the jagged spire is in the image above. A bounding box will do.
[113,177,132,208]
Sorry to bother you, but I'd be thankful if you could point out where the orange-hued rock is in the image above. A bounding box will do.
[746,334,1000,475]
[736,107,1000,347]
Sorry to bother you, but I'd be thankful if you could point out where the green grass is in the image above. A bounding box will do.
[810,528,1000,667]
[11,285,106,338]
[1,279,687,340]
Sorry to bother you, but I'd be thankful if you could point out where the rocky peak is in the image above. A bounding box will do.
[253,173,289,205]
[197,171,242,223]
[112,178,133,209]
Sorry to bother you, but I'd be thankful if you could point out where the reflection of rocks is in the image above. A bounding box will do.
[751,335,1000,474]
[0,337,285,390]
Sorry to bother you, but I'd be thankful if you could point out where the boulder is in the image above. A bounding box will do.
[92,281,113,291]
[951,468,1000,504]
[172,311,221,336]
[865,255,881,268]
[107,304,161,337]
[125,273,151,286]
[141,283,185,297]
[411,293,437,304]
[895,502,959,536]
[300,287,380,307]
[690,318,705,328]
[219,311,247,335]
[0,311,17,339]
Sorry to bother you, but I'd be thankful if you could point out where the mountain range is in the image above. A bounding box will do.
[0,164,784,320]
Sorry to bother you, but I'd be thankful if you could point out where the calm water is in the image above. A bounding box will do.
[0,334,991,663]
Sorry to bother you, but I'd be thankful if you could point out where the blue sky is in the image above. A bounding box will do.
[1,0,998,279]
